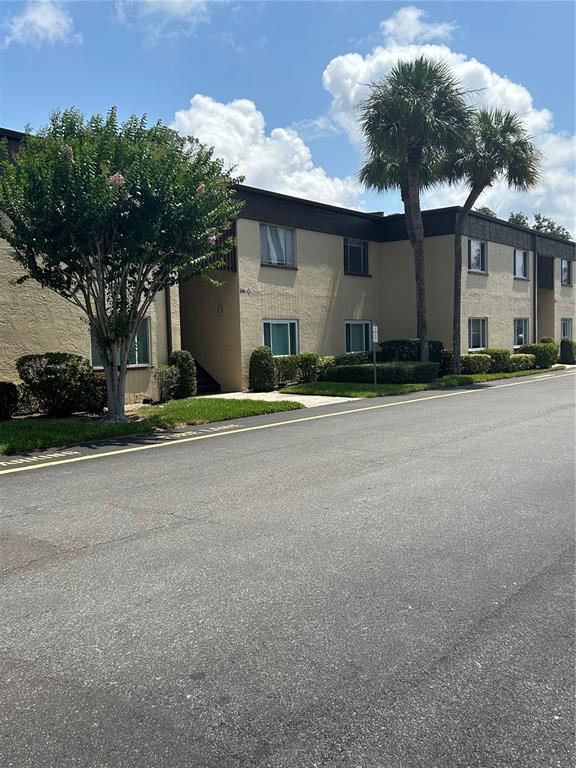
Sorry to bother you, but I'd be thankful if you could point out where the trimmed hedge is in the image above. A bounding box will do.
[249,346,276,391]
[318,356,335,380]
[518,342,558,369]
[169,350,197,398]
[540,337,555,344]
[16,352,103,417]
[483,348,512,373]
[508,354,536,371]
[0,382,18,421]
[325,361,439,384]
[461,354,492,374]
[560,338,576,364]
[332,352,373,366]
[274,355,300,387]
[297,352,321,383]
[439,349,454,377]
[379,339,444,363]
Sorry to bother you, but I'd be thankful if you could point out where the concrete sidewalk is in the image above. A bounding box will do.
[198,390,360,408]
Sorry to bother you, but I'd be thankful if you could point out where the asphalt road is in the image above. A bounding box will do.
[1,373,574,767]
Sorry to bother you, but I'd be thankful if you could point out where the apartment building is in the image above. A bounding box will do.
[1,128,574,397]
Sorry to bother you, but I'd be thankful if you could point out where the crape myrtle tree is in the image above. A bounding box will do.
[444,108,540,373]
[359,56,472,362]
[0,108,243,420]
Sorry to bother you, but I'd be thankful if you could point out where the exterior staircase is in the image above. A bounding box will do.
[195,361,221,394]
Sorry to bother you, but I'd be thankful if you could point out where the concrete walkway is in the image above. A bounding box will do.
[198,390,360,408]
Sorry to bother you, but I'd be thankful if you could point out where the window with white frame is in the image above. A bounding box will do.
[468,239,487,272]
[260,224,295,267]
[561,259,572,286]
[343,239,369,275]
[91,318,151,368]
[514,317,529,347]
[345,321,371,353]
[263,320,298,356]
[468,318,487,350]
[561,318,573,339]
[514,249,528,278]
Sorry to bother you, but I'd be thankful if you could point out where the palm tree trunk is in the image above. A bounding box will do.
[404,156,428,362]
[452,185,485,374]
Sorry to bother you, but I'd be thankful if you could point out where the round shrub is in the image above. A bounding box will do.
[540,337,555,344]
[518,342,558,369]
[0,382,18,421]
[318,355,335,380]
[297,352,321,383]
[154,365,179,403]
[508,354,536,371]
[483,348,512,373]
[14,382,40,416]
[439,349,454,377]
[168,350,197,398]
[249,346,277,391]
[560,338,576,364]
[274,355,300,388]
[460,354,492,374]
[16,352,103,416]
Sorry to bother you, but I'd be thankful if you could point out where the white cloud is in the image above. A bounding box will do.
[171,95,362,208]
[320,7,575,231]
[380,6,457,46]
[3,0,82,47]
[115,0,209,41]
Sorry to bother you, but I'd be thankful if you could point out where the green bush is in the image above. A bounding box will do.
[318,356,335,380]
[325,361,439,384]
[540,337,555,344]
[0,382,18,421]
[379,339,444,363]
[332,352,373,366]
[14,382,40,416]
[168,350,197,398]
[154,365,179,403]
[518,342,558,369]
[483,348,512,373]
[559,338,576,364]
[16,352,103,416]
[439,349,454,376]
[461,354,492,374]
[274,355,300,388]
[297,352,321,383]
[249,346,277,391]
[508,354,536,371]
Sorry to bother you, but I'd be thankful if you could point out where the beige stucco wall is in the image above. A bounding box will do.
[179,271,242,392]
[554,258,575,340]
[236,218,389,387]
[0,240,179,403]
[461,238,533,350]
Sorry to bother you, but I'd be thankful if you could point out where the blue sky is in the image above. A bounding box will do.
[1,1,574,227]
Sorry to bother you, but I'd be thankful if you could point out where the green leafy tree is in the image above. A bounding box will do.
[508,211,530,228]
[532,213,572,240]
[445,108,540,373]
[359,56,471,362]
[474,206,497,217]
[0,108,243,420]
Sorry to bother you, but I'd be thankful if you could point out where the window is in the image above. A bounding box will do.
[514,318,529,347]
[344,239,369,275]
[514,249,528,278]
[91,318,151,367]
[260,224,295,267]
[561,318,573,339]
[345,321,372,353]
[561,259,572,286]
[263,320,298,356]
[468,240,487,273]
[468,318,487,350]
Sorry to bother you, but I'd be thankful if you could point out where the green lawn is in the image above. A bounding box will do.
[0,397,303,455]
[280,367,564,399]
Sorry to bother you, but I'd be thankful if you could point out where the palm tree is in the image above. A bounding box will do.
[359,56,471,362]
[447,109,540,373]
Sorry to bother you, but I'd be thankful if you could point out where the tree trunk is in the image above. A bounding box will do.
[452,186,485,374]
[103,339,129,421]
[404,158,428,363]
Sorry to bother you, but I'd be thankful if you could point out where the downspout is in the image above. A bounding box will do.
[164,285,173,358]
[532,232,538,342]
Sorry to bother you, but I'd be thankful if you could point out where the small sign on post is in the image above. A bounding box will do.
[372,324,379,393]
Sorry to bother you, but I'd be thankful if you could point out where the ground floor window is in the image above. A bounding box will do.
[345,321,371,353]
[561,318,573,339]
[513,317,529,347]
[263,320,298,356]
[468,318,487,350]
[91,317,151,368]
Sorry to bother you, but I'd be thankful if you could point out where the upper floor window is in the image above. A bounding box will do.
[468,318,487,350]
[561,318,573,340]
[91,317,151,368]
[263,320,298,356]
[561,259,572,286]
[344,239,369,276]
[468,239,487,273]
[514,318,529,347]
[514,249,528,279]
[260,224,295,267]
[345,321,371,353]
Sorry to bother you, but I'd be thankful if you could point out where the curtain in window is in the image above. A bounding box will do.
[261,225,293,266]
